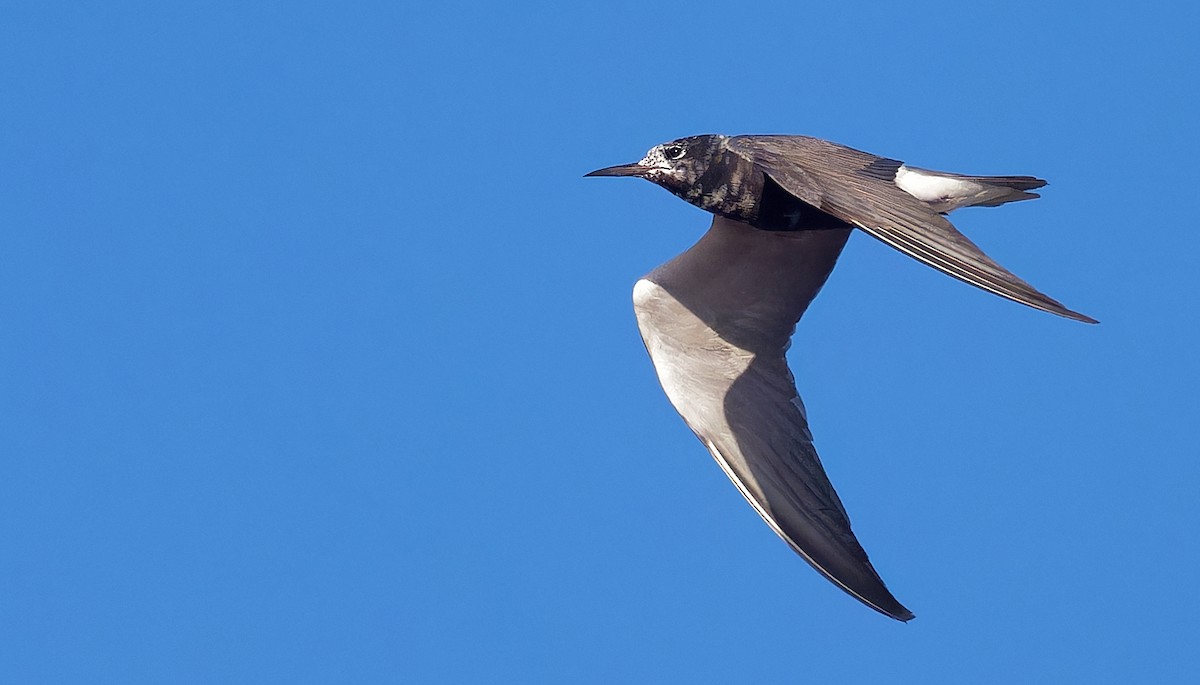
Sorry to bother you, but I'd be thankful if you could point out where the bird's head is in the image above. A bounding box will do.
[585,135,726,197]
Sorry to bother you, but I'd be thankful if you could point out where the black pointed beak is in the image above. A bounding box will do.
[584,162,648,178]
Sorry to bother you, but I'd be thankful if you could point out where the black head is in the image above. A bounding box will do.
[585,135,727,198]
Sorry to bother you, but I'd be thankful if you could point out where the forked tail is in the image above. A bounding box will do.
[896,165,1048,213]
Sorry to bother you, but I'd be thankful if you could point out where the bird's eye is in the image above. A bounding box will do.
[663,145,686,160]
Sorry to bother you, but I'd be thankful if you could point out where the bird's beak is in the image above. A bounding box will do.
[584,162,649,178]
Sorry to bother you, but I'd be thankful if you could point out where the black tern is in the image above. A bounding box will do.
[586,134,1095,622]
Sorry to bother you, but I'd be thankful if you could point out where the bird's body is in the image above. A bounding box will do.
[586,134,1094,622]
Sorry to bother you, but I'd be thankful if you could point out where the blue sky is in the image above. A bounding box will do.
[2,1,1198,682]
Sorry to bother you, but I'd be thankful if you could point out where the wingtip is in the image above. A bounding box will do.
[1059,308,1099,324]
[873,598,916,623]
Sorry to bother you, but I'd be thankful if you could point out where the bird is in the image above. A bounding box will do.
[585,134,1095,622]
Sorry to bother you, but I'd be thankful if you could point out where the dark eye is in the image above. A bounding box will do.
[663,145,686,160]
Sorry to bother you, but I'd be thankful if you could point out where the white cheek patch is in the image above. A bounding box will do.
[894,165,982,203]
[638,145,669,169]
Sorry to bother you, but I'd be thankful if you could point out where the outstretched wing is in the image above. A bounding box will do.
[726,135,1097,323]
[634,216,913,621]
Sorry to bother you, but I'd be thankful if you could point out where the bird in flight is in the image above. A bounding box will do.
[586,134,1095,622]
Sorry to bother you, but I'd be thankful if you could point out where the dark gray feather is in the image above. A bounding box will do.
[726,135,1097,323]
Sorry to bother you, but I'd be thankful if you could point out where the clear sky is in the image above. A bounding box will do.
[2,1,1198,683]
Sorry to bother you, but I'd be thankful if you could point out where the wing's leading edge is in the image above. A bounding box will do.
[633,217,914,621]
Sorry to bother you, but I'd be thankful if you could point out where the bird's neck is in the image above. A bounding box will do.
[678,151,850,232]
[684,150,764,222]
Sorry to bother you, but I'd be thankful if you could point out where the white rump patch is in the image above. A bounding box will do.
[894,165,982,204]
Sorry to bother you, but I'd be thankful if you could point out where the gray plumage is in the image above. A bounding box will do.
[586,134,1094,622]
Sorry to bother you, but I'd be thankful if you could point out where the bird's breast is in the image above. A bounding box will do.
[683,153,850,232]
[685,152,764,222]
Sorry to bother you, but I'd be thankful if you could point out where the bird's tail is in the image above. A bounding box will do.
[946,172,1046,207]
[899,166,1047,213]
